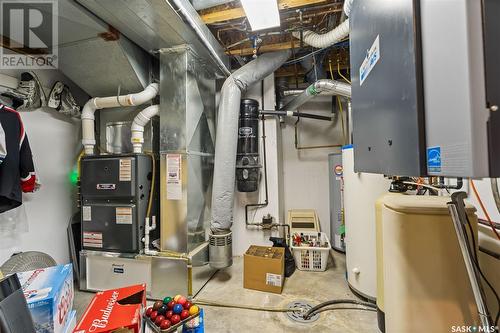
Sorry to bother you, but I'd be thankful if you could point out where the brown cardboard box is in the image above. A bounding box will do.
[243,245,285,294]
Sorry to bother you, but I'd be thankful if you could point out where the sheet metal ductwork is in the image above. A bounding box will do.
[209,50,291,269]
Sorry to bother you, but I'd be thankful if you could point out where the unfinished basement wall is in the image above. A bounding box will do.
[281,95,346,237]
[0,67,87,265]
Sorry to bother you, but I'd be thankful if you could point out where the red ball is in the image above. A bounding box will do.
[150,311,158,321]
[180,309,190,320]
[170,314,181,325]
[145,307,153,317]
[177,296,187,307]
[183,301,192,310]
[160,319,171,330]
[155,315,165,326]
[165,310,173,319]
[167,300,176,309]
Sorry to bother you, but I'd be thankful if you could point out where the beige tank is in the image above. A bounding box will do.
[379,195,479,333]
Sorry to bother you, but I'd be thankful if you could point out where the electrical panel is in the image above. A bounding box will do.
[350,0,500,177]
[80,154,157,253]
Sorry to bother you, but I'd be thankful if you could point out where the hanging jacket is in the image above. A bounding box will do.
[0,104,36,213]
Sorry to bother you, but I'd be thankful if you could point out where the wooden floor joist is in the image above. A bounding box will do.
[201,0,327,24]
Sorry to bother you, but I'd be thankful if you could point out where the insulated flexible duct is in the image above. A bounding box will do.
[293,0,352,49]
[280,79,351,111]
[211,50,291,234]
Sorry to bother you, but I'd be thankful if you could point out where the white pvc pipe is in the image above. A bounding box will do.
[81,83,159,155]
[131,104,160,153]
[293,19,350,49]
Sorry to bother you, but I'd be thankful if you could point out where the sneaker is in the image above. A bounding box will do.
[47,81,64,109]
[58,85,80,117]
[16,72,44,111]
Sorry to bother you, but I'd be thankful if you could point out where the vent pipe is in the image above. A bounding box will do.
[209,50,291,269]
[280,79,351,111]
[81,83,159,155]
[131,104,160,153]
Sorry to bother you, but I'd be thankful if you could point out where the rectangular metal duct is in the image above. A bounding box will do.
[159,46,216,256]
[76,0,230,76]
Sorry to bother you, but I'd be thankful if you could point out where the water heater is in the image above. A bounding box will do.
[350,0,500,178]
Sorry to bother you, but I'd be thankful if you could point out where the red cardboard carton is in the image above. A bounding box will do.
[73,284,145,333]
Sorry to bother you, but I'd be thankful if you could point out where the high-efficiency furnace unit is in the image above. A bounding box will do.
[350,0,500,177]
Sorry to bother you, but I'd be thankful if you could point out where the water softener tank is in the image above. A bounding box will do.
[236,99,261,192]
[379,195,479,333]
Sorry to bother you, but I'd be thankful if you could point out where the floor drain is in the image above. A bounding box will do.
[285,300,320,323]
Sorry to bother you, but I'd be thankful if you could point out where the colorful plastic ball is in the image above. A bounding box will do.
[153,300,163,310]
[150,310,158,321]
[146,307,153,317]
[167,300,176,310]
[188,305,199,316]
[163,296,172,304]
[173,294,182,302]
[173,304,183,314]
[160,319,172,330]
[180,309,190,320]
[155,315,165,326]
[177,296,187,307]
[183,301,192,310]
[165,310,173,319]
[157,304,168,316]
[170,314,181,325]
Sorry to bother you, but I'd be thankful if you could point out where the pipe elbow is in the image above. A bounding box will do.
[81,98,98,120]
[129,83,159,106]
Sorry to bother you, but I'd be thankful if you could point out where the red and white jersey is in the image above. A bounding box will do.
[0,104,37,213]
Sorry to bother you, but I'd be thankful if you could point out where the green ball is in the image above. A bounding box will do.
[163,296,172,304]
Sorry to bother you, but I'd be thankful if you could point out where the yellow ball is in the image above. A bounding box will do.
[173,294,182,302]
[189,305,199,316]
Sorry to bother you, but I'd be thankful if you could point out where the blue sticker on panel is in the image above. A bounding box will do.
[427,146,441,173]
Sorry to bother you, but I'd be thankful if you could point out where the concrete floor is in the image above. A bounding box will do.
[74,251,379,333]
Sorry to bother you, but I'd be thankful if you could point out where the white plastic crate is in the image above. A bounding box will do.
[291,232,331,271]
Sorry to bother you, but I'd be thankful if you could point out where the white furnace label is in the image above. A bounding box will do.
[82,206,92,221]
[116,207,133,224]
[359,35,380,86]
[119,159,132,181]
[166,154,182,201]
[266,273,282,287]
[83,231,102,248]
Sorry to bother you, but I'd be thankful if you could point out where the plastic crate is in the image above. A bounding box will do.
[290,232,331,271]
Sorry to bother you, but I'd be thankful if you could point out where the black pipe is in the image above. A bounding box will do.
[245,115,269,225]
[260,110,332,121]
[434,177,464,190]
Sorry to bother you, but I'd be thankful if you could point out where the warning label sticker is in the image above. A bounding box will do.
[119,159,132,181]
[83,232,103,248]
[116,207,133,224]
[82,206,92,221]
[166,154,182,200]
[266,273,282,287]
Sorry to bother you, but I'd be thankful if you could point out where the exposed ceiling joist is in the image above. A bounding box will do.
[227,41,298,56]
[201,0,327,24]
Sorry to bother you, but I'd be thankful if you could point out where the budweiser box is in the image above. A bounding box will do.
[74,284,146,333]
[16,264,74,333]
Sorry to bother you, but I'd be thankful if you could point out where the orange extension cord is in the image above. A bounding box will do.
[469,179,500,240]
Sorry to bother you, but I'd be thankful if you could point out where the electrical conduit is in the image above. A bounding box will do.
[81,83,159,155]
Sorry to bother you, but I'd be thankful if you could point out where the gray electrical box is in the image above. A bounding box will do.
[329,153,345,252]
[80,154,157,253]
[350,0,500,177]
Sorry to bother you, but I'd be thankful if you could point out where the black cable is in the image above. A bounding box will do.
[464,215,500,328]
[303,299,376,320]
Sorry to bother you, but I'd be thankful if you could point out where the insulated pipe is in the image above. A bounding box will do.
[191,0,233,10]
[280,79,351,111]
[343,0,353,17]
[211,50,291,234]
[131,104,160,153]
[292,19,350,49]
[81,83,159,155]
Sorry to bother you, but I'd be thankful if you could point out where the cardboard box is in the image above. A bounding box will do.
[74,284,146,333]
[16,264,74,333]
[63,310,77,333]
[243,246,285,294]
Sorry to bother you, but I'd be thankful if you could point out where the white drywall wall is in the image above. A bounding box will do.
[281,95,346,237]
[0,68,86,265]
